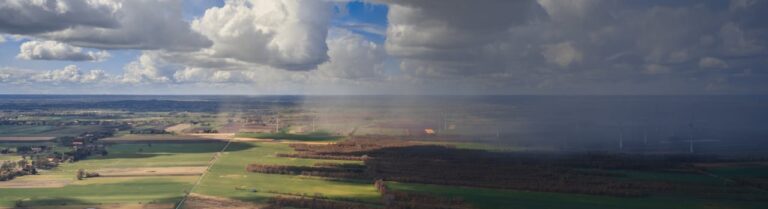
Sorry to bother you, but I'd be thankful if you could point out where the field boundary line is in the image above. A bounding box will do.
[175,137,233,209]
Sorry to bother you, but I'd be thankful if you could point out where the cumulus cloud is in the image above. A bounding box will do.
[0,68,30,83]
[112,30,387,90]
[119,53,173,84]
[139,30,386,84]
[120,51,277,85]
[542,42,582,68]
[17,40,110,61]
[0,0,210,51]
[173,67,257,84]
[45,0,211,51]
[4,0,768,94]
[316,31,386,80]
[31,65,107,83]
[354,0,768,94]
[378,0,541,76]
[117,0,384,86]
[192,0,333,70]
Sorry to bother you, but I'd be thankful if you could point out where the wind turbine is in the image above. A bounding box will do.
[688,121,696,154]
[311,115,316,132]
[442,112,448,131]
[619,129,624,152]
[686,111,711,154]
[274,114,280,133]
[617,122,624,152]
[496,126,501,140]
[643,127,648,146]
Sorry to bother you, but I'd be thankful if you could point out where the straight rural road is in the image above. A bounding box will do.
[175,138,234,209]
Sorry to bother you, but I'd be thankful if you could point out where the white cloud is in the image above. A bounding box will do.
[4,0,768,94]
[31,65,107,83]
[0,68,29,83]
[17,40,110,61]
[114,30,387,89]
[541,42,582,68]
[173,67,257,84]
[119,53,172,83]
[192,0,333,70]
[45,0,211,51]
[120,51,277,85]
[699,57,729,69]
[316,31,386,80]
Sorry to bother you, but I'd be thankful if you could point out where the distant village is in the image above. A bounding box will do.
[0,131,111,181]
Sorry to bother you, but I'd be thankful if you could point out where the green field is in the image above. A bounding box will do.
[587,169,726,185]
[388,182,768,209]
[0,142,228,207]
[194,142,380,204]
[709,166,768,178]
[4,140,768,209]
[0,154,20,162]
[0,125,105,136]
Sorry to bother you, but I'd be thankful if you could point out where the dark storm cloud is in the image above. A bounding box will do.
[370,0,768,94]
[375,0,544,76]
[0,0,211,51]
[0,0,120,34]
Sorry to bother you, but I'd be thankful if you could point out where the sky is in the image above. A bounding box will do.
[0,0,766,95]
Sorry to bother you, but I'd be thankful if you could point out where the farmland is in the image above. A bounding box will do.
[193,142,380,204]
[1,95,768,208]
[4,136,766,209]
[387,182,768,209]
[0,126,104,137]
[0,141,228,207]
[2,141,768,208]
[235,131,342,142]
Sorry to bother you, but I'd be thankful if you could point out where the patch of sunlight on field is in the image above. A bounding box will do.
[0,154,20,162]
[194,142,379,204]
[0,177,191,207]
[70,176,198,186]
[0,142,226,207]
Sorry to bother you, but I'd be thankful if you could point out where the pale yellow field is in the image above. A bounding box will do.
[95,166,207,177]
[182,193,264,209]
[0,203,174,209]
[0,174,71,188]
[101,134,223,142]
[164,123,194,133]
